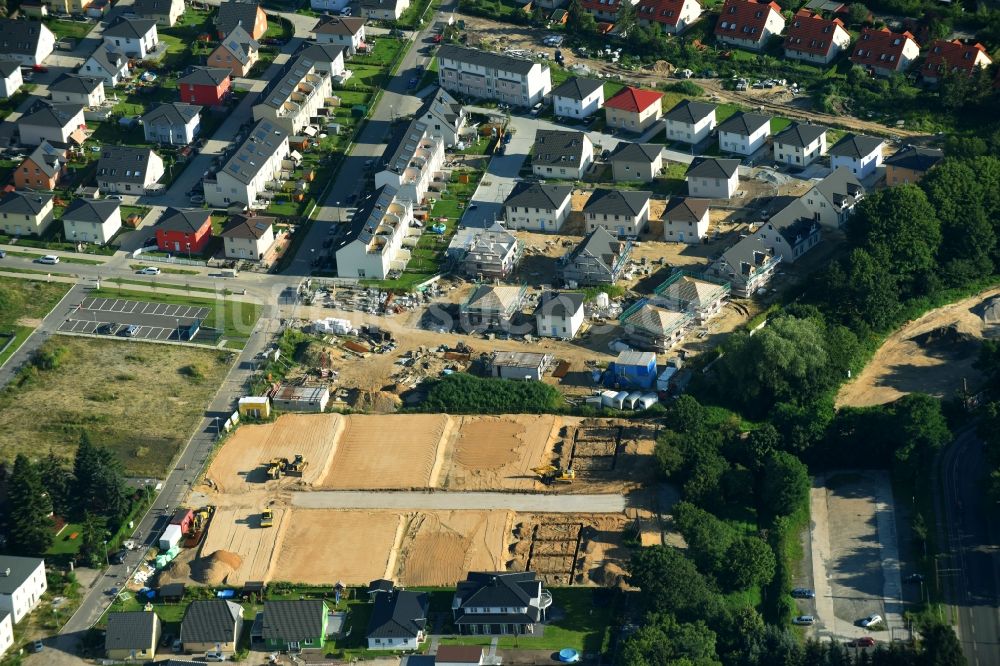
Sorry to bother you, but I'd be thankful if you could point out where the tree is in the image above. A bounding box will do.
[37,451,73,519]
[72,432,129,525]
[620,613,721,666]
[772,399,834,456]
[746,424,782,469]
[919,619,966,666]
[629,546,713,621]
[847,2,869,23]
[759,451,810,518]
[724,536,777,591]
[825,248,901,331]
[567,0,598,35]
[673,502,736,578]
[891,394,950,473]
[77,512,109,568]
[614,0,637,35]
[7,455,54,555]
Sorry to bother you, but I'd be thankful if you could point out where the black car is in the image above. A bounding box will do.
[97,322,119,335]
[110,549,128,565]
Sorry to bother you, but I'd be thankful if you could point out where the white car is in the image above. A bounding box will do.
[792,615,814,626]
[138,266,160,275]
[859,614,883,628]
[37,255,60,265]
[203,652,227,662]
[106,194,124,201]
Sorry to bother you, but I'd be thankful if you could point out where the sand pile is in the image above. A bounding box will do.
[652,60,673,75]
[191,550,243,585]
[352,390,402,413]
[911,324,979,358]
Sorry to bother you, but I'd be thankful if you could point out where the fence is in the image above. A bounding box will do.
[132,247,207,266]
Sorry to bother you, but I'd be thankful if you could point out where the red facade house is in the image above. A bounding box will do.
[155,207,213,255]
[177,66,232,107]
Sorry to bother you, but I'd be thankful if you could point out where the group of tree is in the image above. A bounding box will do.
[5,432,130,562]
[973,340,1000,503]
[418,372,564,413]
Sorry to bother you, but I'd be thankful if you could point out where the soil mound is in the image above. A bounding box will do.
[910,324,978,358]
[191,550,242,585]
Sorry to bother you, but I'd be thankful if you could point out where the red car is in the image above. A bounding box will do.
[432,33,443,43]
[32,64,48,73]
[847,637,876,648]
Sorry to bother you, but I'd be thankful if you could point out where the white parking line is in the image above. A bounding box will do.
[126,302,138,313]
[156,329,173,340]
[141,303,155,314]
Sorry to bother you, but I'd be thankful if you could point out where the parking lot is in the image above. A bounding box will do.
[59,298,209,343]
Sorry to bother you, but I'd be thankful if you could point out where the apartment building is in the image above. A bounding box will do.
[206,119,290,206]
[437,45,551,108]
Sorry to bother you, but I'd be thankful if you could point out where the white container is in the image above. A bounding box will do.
[158,524,182,551]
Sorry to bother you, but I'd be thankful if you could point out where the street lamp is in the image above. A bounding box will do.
[103,540,109,567]
[336,201,341,225]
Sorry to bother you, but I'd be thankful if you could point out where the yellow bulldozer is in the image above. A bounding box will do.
[531,465,575,485]
[285,454,307,476]
[265,457,288,480]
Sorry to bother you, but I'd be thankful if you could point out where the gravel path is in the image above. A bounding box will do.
[292,490,625,512]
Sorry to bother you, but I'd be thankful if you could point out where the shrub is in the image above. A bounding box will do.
[418,373,563,414]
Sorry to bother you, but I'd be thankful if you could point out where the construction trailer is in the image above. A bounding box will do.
[159,524,183,551]
[271,383,330,412]
[239,396,271,419]
[605,350,658,390]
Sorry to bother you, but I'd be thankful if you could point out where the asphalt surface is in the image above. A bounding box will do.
[58,297,209,341]
[291,490,626,512]
[940,431,1000,666]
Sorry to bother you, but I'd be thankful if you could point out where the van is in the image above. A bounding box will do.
[37,255,60,264]
[220,269,238,278]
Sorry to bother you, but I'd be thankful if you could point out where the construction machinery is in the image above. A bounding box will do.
[260,509,274,528]
[265,457,289,479]
[285,454,308,476]
[531,465,575,485]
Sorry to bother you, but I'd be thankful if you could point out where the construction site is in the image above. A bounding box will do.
[152,413,662,588]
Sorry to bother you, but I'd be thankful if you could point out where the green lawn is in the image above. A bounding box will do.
[0,276,71,346]
[44,19,94,41]
[0,325,34,368]
[47,522,86,557]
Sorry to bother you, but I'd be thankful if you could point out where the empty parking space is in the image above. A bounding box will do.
[57,298,211,344]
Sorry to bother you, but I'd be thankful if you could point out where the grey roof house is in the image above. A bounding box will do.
[550,76,605,119]
[801,166,865,229]
[447,222,522,280]
[503,181,573,232]
[261,600,329,651]
[452,572,551,636]
[582,188,651,238]
[607,142,663,182]
[0,190,55,236]
[772,122,828,167]
[828,133,884,179]
[47,74,105,107]
[532,129,594,180]
[62,197,122,245]
[560,226,633,286]
[180,599,244,653]
[415,87,467,147]
[105,611,161,661]
[685,156,740,199]
[142,102,201,145]
[664,99,717,144]
[95,146,165,194]
[132,0,184,26]
[366,588,429,650]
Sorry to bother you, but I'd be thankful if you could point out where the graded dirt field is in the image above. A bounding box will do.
[442,415,562,491]
[0,337,232,476]
[836,290,998,408]
[396,510,513,587]
[195,506,291,586]
[206,413,345,493]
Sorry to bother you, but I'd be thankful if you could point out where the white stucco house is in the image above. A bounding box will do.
[335,186,414,279]
[0,20,55,66]
[220,213,276,261]
[664,99,716,145]
[801,167,865,230]
[583,188,651,238]
[62,198,122,245]
[142,102,201,145]
[828,133,884,179]
[535,291,586,339]
[102,17,159,59]
[717,111,771,156]
[503,182,573,232]
[772,123,828,167]
[663,196,710,243]
[82,44,130,87]
[0,556,47,624]
[0,61,23,99]
[685,157,740,199]
[550,77,605,119]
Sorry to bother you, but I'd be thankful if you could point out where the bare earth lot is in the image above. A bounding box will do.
[0,337,232,476]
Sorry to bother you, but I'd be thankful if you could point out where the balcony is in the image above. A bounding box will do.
[538,589,553,611]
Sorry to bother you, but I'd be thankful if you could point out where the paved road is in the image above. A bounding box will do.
[940,430,1000,666]
[292,490,626,512]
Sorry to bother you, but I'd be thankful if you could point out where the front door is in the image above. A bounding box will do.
[678,232,685,243]
[174,241,181,252]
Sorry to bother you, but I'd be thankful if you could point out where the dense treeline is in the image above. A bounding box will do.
[418,372,564,413]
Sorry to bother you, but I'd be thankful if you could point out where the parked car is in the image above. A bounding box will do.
[790,588,815,599]
[97,322,120,335]
[189,195,205,205]
[139,266,161,275]
[847,637,876,647]
[0,249,5,258]
[858,614,882,628]
[121,324,140,338]
[904,573,924,583]
[792,615,814,626]
[36,255,60,264]
[204,652,227,662]
[110,549,127,564]
[106,194,124,201]
[338,7,351,15]
[31,641,44,653]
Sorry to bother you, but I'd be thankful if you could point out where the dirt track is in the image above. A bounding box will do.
[291,490,626,511]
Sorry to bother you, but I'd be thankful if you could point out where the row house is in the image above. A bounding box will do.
[783,9,851,65]
[850,27,920,77]
[503,182,573,232]
[252,55,333,135]
[335,185,414,279]
[636,0,702,34]
[437,45,551,108]
[206,119,290,207]
[375,117,445,204]
[664,99,716,145]
[714,0,785,52]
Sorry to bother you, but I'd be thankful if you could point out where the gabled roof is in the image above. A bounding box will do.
[550,77,604,101]
[454,572,541,620]
[636,0,699,27]
[685,156,739,179]
[97,146,161,184]
[663,196,709,222]
[0,19,53,58]
[535,290,585,318]
[533,130,590,168]
[178,66,231,88]
[716,234,777,279]
[87,44,129,75]
[605,86,663,113]
[463,284,525,314]
[809,166,864,211]
[180,600,242,644]
[416,87,464,133]
[0,556,44,594]
[623,302,689,336]
[504,181,573,209]
[217,25,259,65]
[103,16,158,39]
[158,207,210,234]
[784,9,847,58]
[48,73,104,95]
[142,102,201,127]
[850,27,919,70]
[220,213,275,239]
[450,222,519,258]
[764,198,820,247]
[0,60,21,78]
[664,99,716,124]
[827,133,883,159]
[216,0,263,36]
[63,197,120,223]
[921,39,992,77]
[314,15,366,36]
[607,142,662,164]
[714,0,783,40]
[295,42,347,70]
[659,275,726,308]
[219,119,288,185]
[133,0,182,17]
[773,122,828,147]
[262,600,328,641]
[366,589,428,639]
[18,102,83,129]
[567,226,628,273]
[716,111,770,136]
[24,141,67,179]
[342,185,401,248]
[884,145,943,172]
[583,188,651,216]
[438,45,537,76]
[105,612,159,651]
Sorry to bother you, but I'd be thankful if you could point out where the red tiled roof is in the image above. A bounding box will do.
[714,0,782,40]
[636,0,691,27]
[579,0,627,14]
[784,9,847,57]
[605,86,664,113]
[849,27,918,71]
[921,39,992,77]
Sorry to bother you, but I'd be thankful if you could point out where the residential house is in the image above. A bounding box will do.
[0,20,55,66]
[220,213,276,261]
[577,0,635,22]
[850,27,920,76]
[311,0,351,14]
[654,272,729,323]
[293,42,347,78]
[366,588,429,651]
[375,117,445,203]
[662,196,709,243]
[21,1,49,18]
[180,600,243,655]
[142,102,201,145]
[17,102,85,146]
[801,166,865,229]
[604,86,663,133]
[620,301,691,351]
[0,61,22,99]
[772,122,828,167]
[448,222,522,279]
[460,284,527,328]
[607,142,662,182]
[335,186,414,279]
[685,157,739,199]
[82,44,130,87]
[664,99,716,144]
[209,25,260,77]
[105,612,161,662]
[714,0,785,52]
[206,119,289,207]
[717,111,771,155]
[489,351,553,381]
[178,66,232,107]
[503,181,573,232]
[313,16,366,55]
[560,226,632,286]
[550,77,604,119]
[48,74,105,107]
[783,9,851,65]
[132,0,184,26]
[752,196,821,262]
[0,556,47,623]
[216,0,267,40]
[0,613,12,659]
[435,645,487,666]
[61,197,121,244]
[48,0,88,14]
[272,384,329,412]
[154,207,212,254]
[252,55,333,135]
[96,146,164,194]
[534,290,585,339]
[261,600,329,652]
[452,572,552,636]
[437,45,552,108]
[14,141,67,190]
[884,145,943,186]
[583,188,651,237]
[102,17,159,58]
[532,129,593,180]
[636,0,703,34]
[706,235,780,297]
[414,87,466,147]
[827,133,884,178]
[359,0,410,20]
[921,39,992,83]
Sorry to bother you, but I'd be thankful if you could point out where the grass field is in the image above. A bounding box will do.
[0,337,233,476]
[0,276,71,366]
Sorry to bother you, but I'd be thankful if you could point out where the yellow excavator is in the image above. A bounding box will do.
[532,465,575,485]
